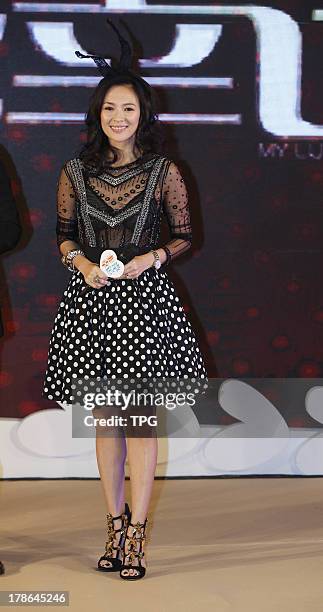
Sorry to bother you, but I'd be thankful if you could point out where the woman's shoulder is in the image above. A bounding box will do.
[150,152,177,166]
[155,155,180,174]
[60,157,90,179]
[145,152,175,170]
[58,157,81,172]
[140,151,165,163]
[152,152,172,163]
[57,158,88,186]
[63,156,82,168]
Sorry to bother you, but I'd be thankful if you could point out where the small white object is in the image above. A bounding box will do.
[100,249,125,278]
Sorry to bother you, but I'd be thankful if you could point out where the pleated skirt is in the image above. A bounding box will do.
[43,267,208,405]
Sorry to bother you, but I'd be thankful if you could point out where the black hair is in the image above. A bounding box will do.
[79,72,164,173]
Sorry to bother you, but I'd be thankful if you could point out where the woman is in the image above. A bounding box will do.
[43,20,207,581]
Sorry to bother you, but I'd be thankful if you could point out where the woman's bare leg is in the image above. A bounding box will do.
[94,405,158,575]
[121,435,158,576]
[96,434,127,515]
[95,409,128,561]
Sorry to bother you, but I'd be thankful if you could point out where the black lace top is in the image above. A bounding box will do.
[56,152,193,266]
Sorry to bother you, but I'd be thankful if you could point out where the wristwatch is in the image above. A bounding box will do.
[151,249,161,270]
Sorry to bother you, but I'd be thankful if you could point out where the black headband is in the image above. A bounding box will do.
[75,18,148,88]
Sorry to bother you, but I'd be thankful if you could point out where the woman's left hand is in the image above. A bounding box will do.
[118,253,154,280]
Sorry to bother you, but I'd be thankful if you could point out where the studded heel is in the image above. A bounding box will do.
[119,518,148,580]
[97,502,131,572]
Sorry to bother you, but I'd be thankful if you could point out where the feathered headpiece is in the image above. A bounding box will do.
[75,18,149,89]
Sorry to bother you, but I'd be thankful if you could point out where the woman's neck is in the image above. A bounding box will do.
[108,141,142,167]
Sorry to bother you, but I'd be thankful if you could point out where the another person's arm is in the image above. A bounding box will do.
[0,161,21,254]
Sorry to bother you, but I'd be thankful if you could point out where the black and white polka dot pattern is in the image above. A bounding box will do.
[43,267,207,404]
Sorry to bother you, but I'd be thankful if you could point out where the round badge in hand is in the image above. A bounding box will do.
[100,249,125,278]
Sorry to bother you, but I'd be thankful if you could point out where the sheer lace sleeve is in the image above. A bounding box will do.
[160,161,192,264]
[56,165,78,248]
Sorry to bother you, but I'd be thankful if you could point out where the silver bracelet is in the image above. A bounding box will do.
[62,249,85,272]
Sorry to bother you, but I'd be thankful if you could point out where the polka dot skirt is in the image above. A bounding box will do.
[43,267,208,404]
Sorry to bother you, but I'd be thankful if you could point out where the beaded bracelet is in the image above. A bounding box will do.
[61,249,85,272]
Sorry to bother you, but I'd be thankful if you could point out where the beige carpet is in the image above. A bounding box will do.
[1,478,323,612]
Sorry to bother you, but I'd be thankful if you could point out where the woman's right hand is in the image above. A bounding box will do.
[78,260,110,289]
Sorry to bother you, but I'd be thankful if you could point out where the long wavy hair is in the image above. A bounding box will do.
[79,73,164,174]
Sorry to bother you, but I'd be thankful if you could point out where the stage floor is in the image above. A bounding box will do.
[1,478,323,612]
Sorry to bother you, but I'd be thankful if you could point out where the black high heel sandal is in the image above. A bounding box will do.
[119,518,148,580]
[97,502,131,572]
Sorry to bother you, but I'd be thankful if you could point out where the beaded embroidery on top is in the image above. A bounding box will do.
[56,153,193,263]
[64,155,166,248]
